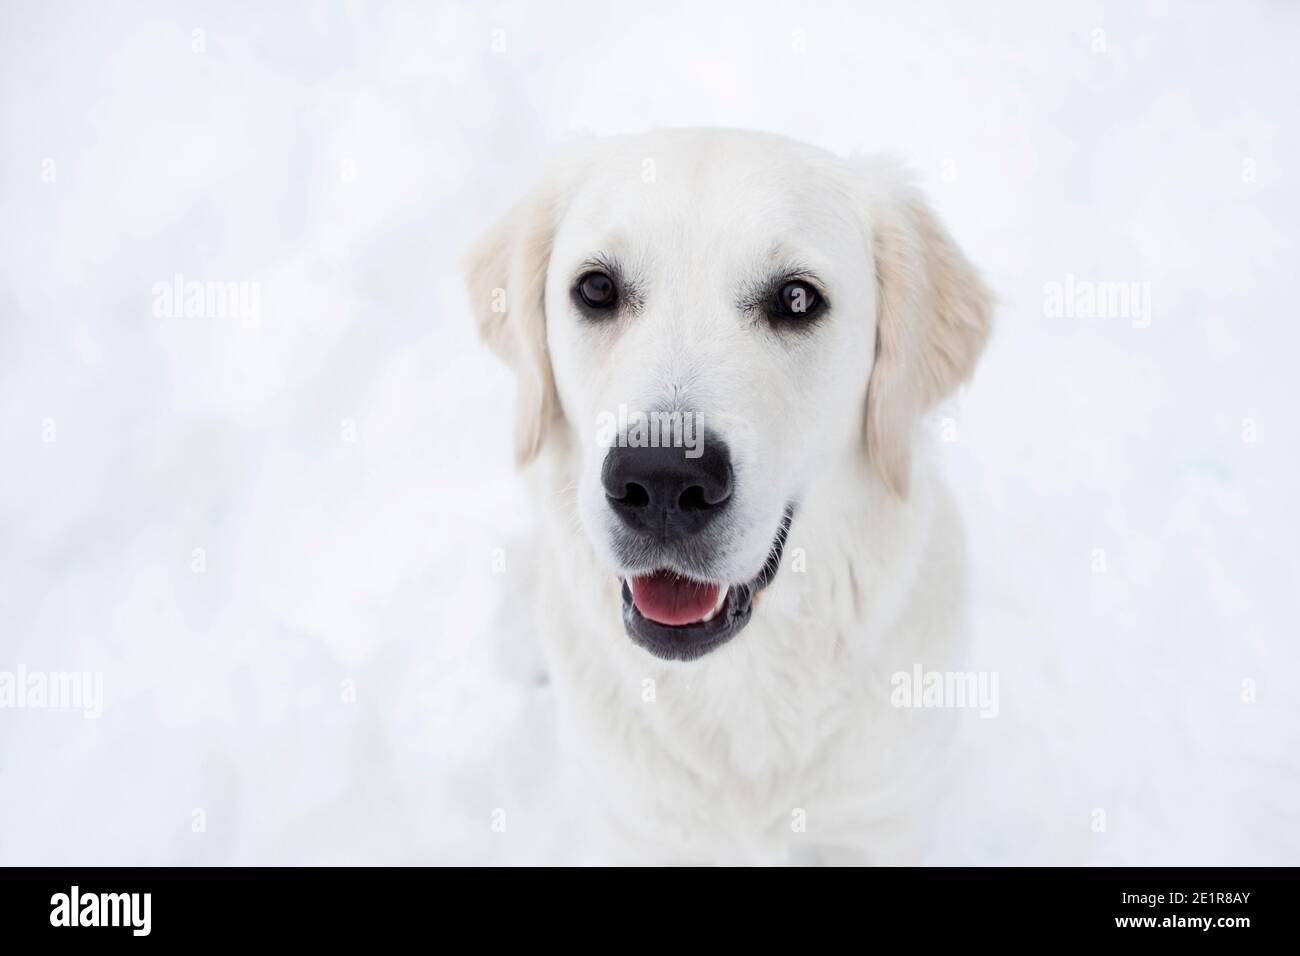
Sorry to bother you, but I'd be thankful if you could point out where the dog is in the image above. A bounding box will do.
[465,128,992,864]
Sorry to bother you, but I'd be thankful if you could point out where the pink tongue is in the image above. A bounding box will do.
[629,571,722,626]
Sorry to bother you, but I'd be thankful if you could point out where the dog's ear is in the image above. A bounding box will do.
[862,169,993,496]
[463,186,561,466]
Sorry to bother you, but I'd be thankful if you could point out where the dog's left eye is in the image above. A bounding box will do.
[773,280,821,318]
[576,271,619,310]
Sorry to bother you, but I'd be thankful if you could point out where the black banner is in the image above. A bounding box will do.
[0,867,1286,942]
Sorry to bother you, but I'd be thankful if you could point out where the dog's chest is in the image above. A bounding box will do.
[546,607,916,862]
[648,619,861,774]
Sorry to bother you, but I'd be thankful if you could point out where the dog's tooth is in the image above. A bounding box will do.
[698,587,726,623]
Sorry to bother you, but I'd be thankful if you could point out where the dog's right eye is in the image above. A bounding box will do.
[774,280,821,318]
[576,271,619,311]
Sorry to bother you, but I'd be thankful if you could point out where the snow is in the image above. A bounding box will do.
[1,0,1297,864]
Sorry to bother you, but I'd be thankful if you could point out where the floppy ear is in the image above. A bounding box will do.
[864,176,993,496]
[463,189,560,466]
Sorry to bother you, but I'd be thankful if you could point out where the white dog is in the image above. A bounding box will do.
[465,128,992,864]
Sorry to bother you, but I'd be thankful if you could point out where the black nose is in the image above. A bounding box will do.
[602,435,733,542]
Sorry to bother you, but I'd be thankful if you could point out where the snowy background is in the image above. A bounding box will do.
[1,0,1297,865]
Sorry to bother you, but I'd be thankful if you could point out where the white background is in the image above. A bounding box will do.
[1,0,1297,864]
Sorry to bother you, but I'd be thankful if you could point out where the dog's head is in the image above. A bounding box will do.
[465,129,991,661]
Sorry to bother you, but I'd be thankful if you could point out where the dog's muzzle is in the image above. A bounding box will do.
[600,434,793,660]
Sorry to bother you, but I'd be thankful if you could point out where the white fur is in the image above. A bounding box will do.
[465,129,992,864]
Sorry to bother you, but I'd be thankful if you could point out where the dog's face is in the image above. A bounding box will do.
[466,130,990,661]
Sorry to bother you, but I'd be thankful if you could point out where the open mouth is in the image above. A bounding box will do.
[619,506,793,661]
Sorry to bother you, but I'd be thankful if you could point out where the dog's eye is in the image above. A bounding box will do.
[576,271,618,310]
[774,280,820,318]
